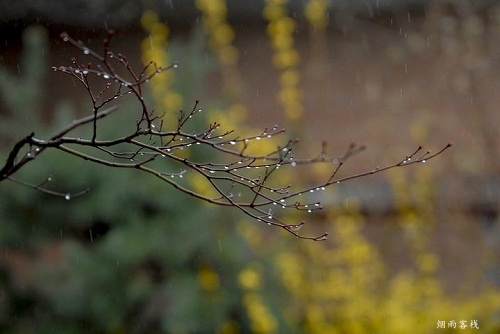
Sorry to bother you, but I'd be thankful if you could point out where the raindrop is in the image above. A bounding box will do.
[256,136,261,140]
[173,63,179,69]
[421,160,426,163]
[83,48,90,55]
[291,161,297,167]
[64,193,71,200]
[47,176,52,182]
[229,140,236,145]
[103,74,110,79]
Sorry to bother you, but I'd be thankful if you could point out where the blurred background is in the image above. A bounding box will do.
[1,0,500,333]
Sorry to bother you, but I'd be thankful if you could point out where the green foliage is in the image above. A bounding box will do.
[0,26,48,141]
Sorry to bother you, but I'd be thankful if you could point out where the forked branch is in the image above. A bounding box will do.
[0,31,452,240]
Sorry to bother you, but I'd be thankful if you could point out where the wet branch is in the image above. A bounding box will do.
[0,31,452,240]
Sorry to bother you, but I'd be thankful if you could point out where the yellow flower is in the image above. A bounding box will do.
[198,266,220,292]
[305,0,329,30]
[238,267,261,290]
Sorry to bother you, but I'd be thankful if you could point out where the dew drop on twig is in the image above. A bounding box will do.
[64,193,71,200]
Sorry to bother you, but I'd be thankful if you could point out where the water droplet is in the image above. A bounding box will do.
[291,161,297,167]
[83,48,90,55]
[230,140,236,145]
[65,193,71,200]
[47,177,52,182]
[421,160,426,163]
[173,63,179,68]
[103,74,110,79]
[256,136,261,140]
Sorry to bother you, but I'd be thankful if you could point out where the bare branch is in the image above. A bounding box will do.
[0,31,451,240]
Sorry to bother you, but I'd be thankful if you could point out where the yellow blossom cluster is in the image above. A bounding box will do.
[196,0,239,67]
[304,0,330,30]
[140,10,183,128]
[238,263,278,334]
[196,0,243,102]
[198,265,220,293]
[264,0,304,122]
[268,166,500,333]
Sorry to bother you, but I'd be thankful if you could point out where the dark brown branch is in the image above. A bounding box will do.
[0,31,452,240]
